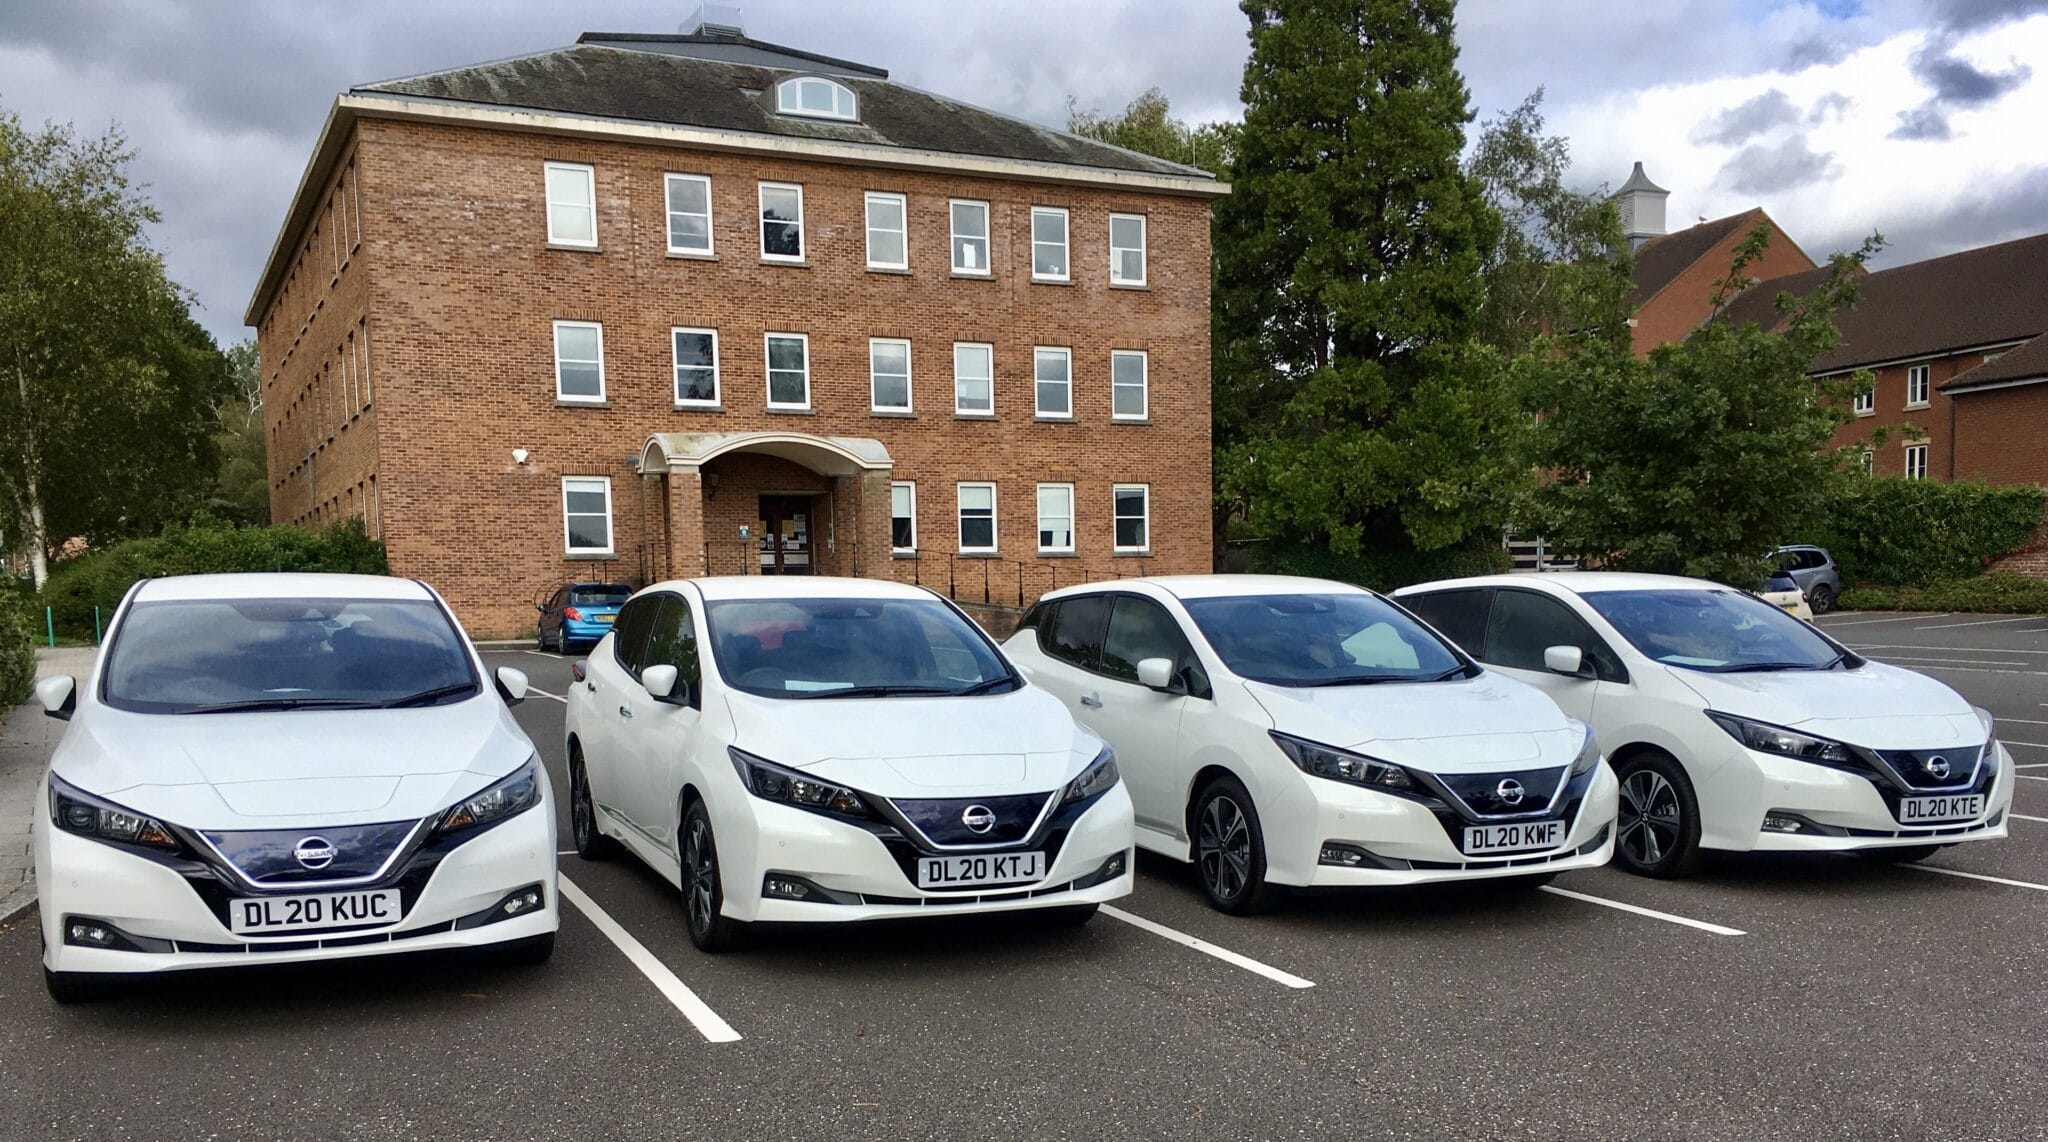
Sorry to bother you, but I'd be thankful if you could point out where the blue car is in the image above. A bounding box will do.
[536,581,632,653]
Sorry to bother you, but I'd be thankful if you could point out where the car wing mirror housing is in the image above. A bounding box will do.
[494,666,529,706]
[36,675,76,720]
[1135,657,1182,694]
[1542,645,1590,679]
[641,663,689,705]
[570,660,588,684]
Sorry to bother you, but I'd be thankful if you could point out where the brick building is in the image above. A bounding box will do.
[246,24,1225,636]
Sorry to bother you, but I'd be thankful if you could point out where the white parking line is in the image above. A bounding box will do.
[1538,886,1747,936]
[1867,655,2030,667]
[1100,905,1315,989]
[2004,741,2048,749]
[2001,718,2048,726]
[1847,644,2048,655]
[522,650,559,660]
[525,687,567,704]
[1872,663,2048,678]
[557,875,742,1042]
[2010,813,2048,823]
[1820,613,1950,627]
[2016,763,2048,769]
[1914,616,2042,630]
[2017,774,2048,782]
[1907,865,2048,893]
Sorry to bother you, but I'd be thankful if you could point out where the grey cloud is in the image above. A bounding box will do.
[1784,34,1851,69]
[1691,88,1801,145]
[1924,0,2048,33]
[1805,162,2048,269]
[1718,135,1842,194]
[1890,104,1954,138]
[1890,32,2032,139]
[1807,92,1855,123]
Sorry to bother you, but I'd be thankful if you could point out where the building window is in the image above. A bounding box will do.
[1111,350,1148,420]
[552,320,605,403]
[562,477,614,555]
[1113,484,1150,552]
[543,161,596,248]
[1037,483,1075,553]
[1905,442,1928,480]
[1906,363,1930,407]
[1033,347,1072,418]
[870,337,912,412]
[1110,213,1147,286]
[664,173,713,256]
[765,333,811,409]
[1030,206,1070,281]
[951,200,990,275]
[759,182,805,262]
[891,482,917,553]
[1860,449,1874,474]
[957,482,997,553]
[673,327,719,406]
[954,342,994,415]
[776,76,858,121]
[1852,382,1874,415]
[865,192,907,270]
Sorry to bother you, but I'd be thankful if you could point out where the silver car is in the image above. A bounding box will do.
[1772,545,1843,614]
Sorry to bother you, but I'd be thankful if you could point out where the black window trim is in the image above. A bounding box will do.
[1485,585,1630,684]
[1045,589,1214,700]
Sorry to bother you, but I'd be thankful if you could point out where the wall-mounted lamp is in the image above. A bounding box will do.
[512,448,530,466]
[704,471,721,500]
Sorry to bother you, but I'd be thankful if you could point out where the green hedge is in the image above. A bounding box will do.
[39,515,388,639]
[0,582,35,714]
[1231,535,1512,592]
[1838,572,2048,615]
[1816,479,2044,587]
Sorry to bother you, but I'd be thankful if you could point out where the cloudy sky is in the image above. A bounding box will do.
[3,0,2044,345]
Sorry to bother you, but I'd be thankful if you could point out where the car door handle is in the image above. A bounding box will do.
[618,706,633,719]
[1080,694,1103,709]
[585,681,596,692]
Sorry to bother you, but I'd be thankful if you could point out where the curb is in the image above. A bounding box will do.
[0,885,33,927]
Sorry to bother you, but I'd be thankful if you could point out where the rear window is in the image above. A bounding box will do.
[569,584,631,607]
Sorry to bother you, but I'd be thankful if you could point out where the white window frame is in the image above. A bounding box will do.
[1109,213,1148,286]
[663,173,714,256]
[1036,483,1076,554]
[1853,383,1875,416]
[1906,363,1930,408]
[543,161,597,249]
[1113,483,1151,554]
[552,320,605,404]
[562,476,615,556]
[1111,350,1149,421]
[950,199,991,276]
[869,337,913,414]
[1904,442,1929,480]
[890,481,918,554]
[1033,346,1073,419]
[672,326,720,408]
[1030,206,1070,282]
[764,332,812,410]
[1860,449,1875,474]
[776,76,858,121]
[865,191,908,271]
[954,341,994,416]
[957,482,998,554]
[758,182,805,263]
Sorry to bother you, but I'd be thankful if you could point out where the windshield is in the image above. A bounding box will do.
[705,597,1016,699]
[1180,593,1468,686]
[102,598,479,714]
[569,584,631,607]
[1583,589,1844,672]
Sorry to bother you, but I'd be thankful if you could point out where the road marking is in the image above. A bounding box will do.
[558,849,578,855]
[2003,740,2048,749]
[1907,865,2048,893]
[558,875,742,1042]
[2015,763,2048,769]
[2019,774,2048,782]
[1538,885,1747,936]
[2000,718,2048,726]
[2010,813,2048,823]
[1100,905,1315,989]
[1820,613,1950,627]
[1914,616,2042,630]
[1870,663,2048,679]
[522,650,559,660]
[1847,644,2048,655]
[525,687,567,704]
[1867,654,2030,667]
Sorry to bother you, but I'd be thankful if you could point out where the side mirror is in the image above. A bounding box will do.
[536,602,549,613]
[37,675,76,721]
[570,660,588,684]
[1543,645,1590,679]
[1135,657,1181,693]
[494,666,529,707]
[642,663,688,705]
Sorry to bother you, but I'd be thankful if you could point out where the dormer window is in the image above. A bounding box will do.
[776,76,857,121]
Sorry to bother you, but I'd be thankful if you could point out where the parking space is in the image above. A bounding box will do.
[6,626,2047,1138]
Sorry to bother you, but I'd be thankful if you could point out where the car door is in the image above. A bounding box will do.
[1477,587,1628,724]
[621,592,706,852]
[1089,594,1207,835]
[584,594,658,836]
[1017,593,1112,714]
[540,586,565,643]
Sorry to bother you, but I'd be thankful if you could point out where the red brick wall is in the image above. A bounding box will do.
[1830,348,2034,478]
[1952,379,2048,488]
[1631,219,1814,357]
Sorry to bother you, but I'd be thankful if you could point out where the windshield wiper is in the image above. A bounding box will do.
[1422,664,1473,682]
[1296,674,1415,687]
[950,676,1018,696]
[184,697,382,714]
[796,685,960,700]
[382,682,479,708]
[1713,661,1825,673]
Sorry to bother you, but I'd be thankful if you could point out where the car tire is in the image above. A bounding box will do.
[1037,903,1099,927]
[1191,775,1273,915]
[1809,585,1836,615]
[1858,844,1942,864]
[569,752,622,861]
[1613,751,1705,879]
[493,932,556,966]
[43,967,119,1005]
[680,800,750,953]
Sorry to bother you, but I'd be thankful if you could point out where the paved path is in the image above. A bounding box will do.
[0,646,94,922]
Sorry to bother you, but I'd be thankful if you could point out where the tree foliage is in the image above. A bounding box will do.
[210,339,270,526]
[1066,87,1237,179]
[0,580,34,714]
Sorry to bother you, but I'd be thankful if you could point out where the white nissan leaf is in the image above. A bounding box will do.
[32,574,558,1003]
[564,577,1134,952]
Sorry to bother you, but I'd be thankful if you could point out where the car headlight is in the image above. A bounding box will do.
[433,756,543,839]
[48,774,180,850]
[1973,707,2000,759]
[1062,745,1120,805]
[729,748,870,819]
[1270,731,1416,792]
[1571,725,1601,776]
[1706,713,1858,766]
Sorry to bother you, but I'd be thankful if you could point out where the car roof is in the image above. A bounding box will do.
[1042,574,1369,603]
[651,575,940,603]
[1393,571,1727,596]
[130,573,432,602]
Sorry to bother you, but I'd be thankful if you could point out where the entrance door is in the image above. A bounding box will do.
[757,495,814,575]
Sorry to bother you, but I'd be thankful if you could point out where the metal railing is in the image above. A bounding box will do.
[904,552,1152,609]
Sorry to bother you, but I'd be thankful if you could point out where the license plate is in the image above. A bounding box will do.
[1463,820,1563,855]
[916,851,1046,889]
[229,889,402,935]
[593,613,616,624]
[1898,794,1985,825]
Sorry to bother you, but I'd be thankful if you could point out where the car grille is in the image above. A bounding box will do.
[885,792,1053,846]
[197,820,423,886]
[1428,766,1568,820]
[1869,745,1985,792]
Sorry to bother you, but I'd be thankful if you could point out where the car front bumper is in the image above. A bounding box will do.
[1698,741,2015,853]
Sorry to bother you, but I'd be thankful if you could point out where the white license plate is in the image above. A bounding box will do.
[1898,794,1985,825]
[1463,820,1563,855]
[916,851,1046,889]
[229,889,402,935]
[593,613,615,624]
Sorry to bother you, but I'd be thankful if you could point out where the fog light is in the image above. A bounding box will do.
[501,888,543,916]
[1762,814,1804,834]
[1104,852,1126,878]
[764,877,810,900]
[69,923,114,947]
[1319,844,1368,867]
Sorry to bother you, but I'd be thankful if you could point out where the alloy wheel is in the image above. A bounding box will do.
[684,816,718,936]
[571,765,594,848]
[1619,769,1683,867]
[1197,794,1252,901]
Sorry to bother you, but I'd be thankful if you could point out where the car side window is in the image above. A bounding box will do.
[643,595,701,700]
[547,587,566,611]
[1017,602,1050,632]
[1483,590,1625,681]
[610,596,659,679]
[1041,595,1112,670]
[1099,595,1207,694]
[1400,589,1491,657]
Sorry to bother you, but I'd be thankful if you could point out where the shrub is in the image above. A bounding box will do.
[1233,535,1513,592]
[1815,479,2045,587]
[0,582,36,715]
[1837,572,2048,615]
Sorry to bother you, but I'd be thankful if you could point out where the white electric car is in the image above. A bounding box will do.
[1001,576,1619,914]
[32,573,557,1003]
[563,577,1133,952]
[1395,572,2014,876]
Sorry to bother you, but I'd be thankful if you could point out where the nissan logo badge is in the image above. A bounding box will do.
[294,837,338,870]
[1922,755,1952,781]
[1495,779,1526,807]
[961,805,997,834]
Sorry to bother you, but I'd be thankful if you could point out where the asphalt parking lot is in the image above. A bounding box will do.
[4,610,2045,1140]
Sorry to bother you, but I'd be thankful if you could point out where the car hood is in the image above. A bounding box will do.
[1244,670,1586,774]
[1669,660,1983,749]
[720,685,1098,797]
[51,697,535,830]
